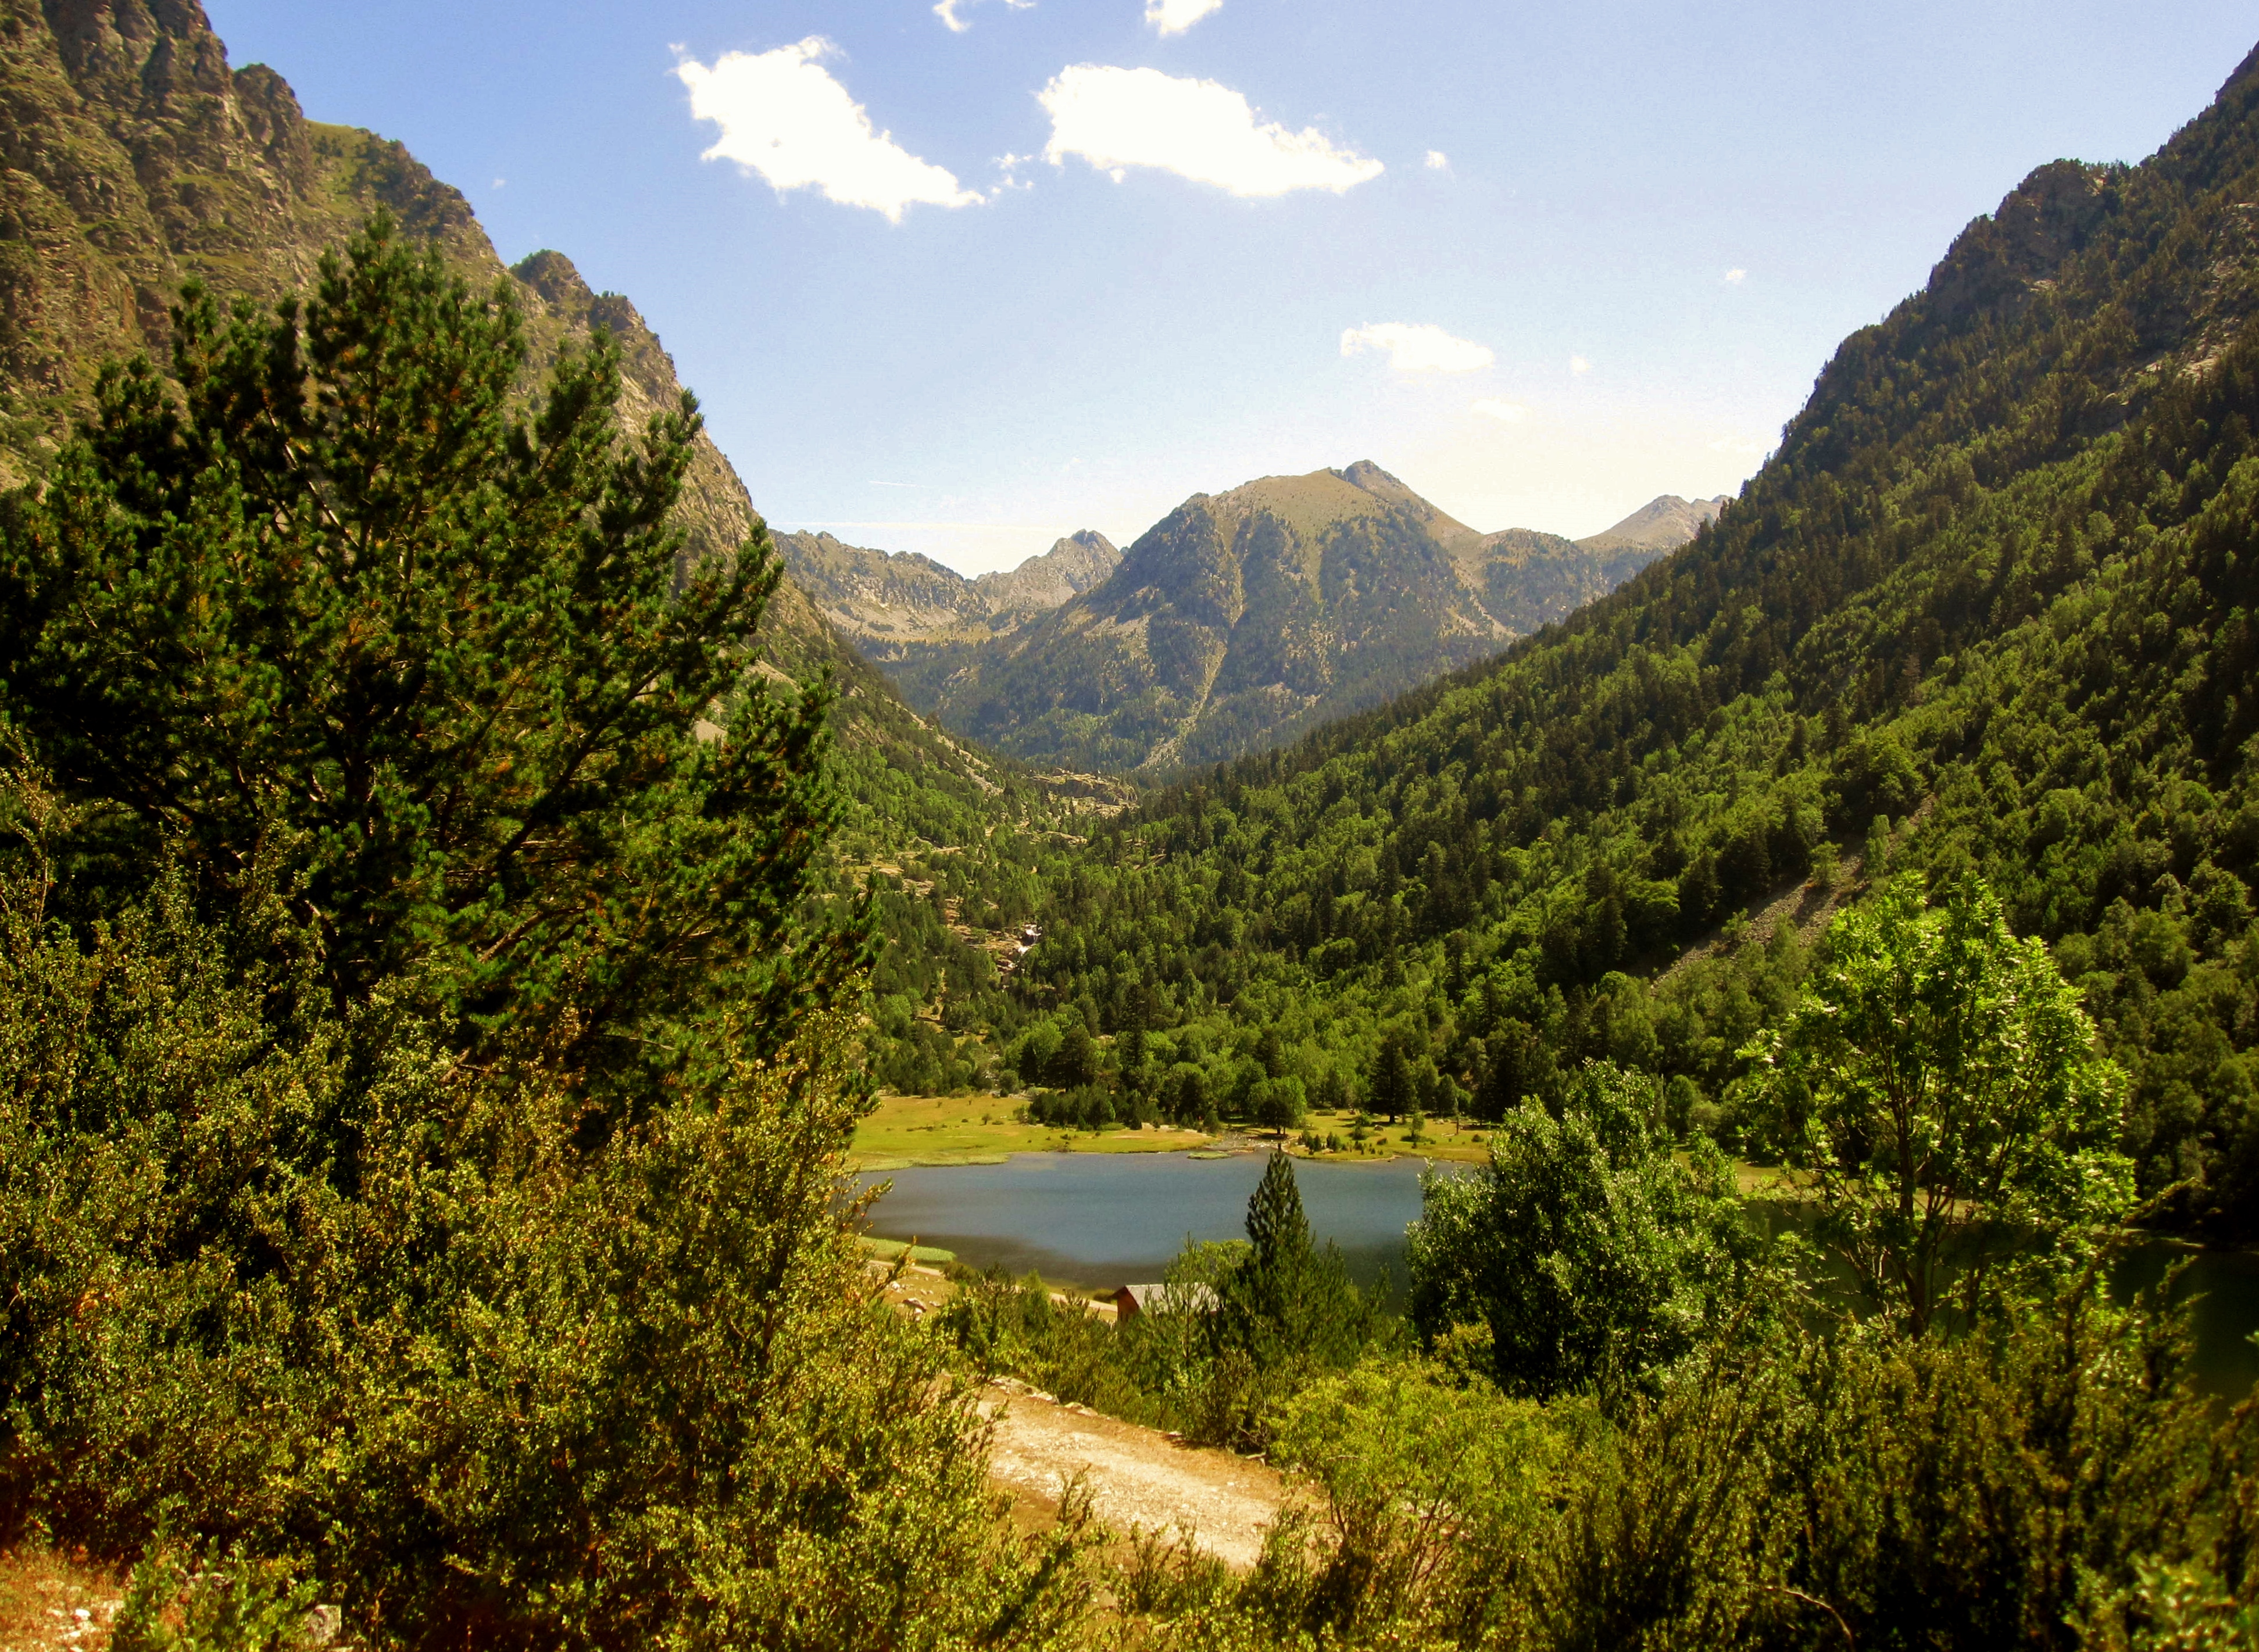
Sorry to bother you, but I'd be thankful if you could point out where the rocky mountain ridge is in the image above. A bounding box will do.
[775,527,1121,661]
[913,463,1711,775]
[1574,494,1729,556]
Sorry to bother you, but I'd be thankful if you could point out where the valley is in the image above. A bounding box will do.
[5,3,2259,1648]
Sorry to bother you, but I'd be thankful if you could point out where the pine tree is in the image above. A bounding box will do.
[0,216,859,1099]
[1245,1147,1313,1282]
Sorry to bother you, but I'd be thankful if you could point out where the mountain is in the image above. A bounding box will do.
[916,461,1690,775]
[978,529,1123,613]
[0,0,1064,857]
[1006,38,2259,1237]
[1575,494,1730,557]
[776,527,1121,658]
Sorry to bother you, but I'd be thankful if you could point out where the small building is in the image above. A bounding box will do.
[1111,1282,1220,1320]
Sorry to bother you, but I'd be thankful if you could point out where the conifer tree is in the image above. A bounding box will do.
[1227,1149,1367,1375]
[0,216,859,1094]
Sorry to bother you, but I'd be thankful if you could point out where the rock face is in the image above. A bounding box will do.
[0,0,1008,791]
[775,527,1125,732]
[776,527,1121,657]
[977,530,1121,615]
[1575,495,1729,560]
[914,462,1703,775]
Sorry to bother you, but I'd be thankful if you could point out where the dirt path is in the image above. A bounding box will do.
[868,1263,1289,1568]
[978,1379,1286,1571]
[0,1549,118,1652]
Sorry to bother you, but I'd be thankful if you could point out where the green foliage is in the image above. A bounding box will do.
[1225,1152,1370,1378]
[1267,1359,1565,1639]
[1407,1063,1764,1399]
[0,851,1078,1649]
[1111,1278,2250,1651]
[0,221,1087,1649]
[112,1549,320,1652]
[0,214,860,1099]
[1744,877,2133,1333]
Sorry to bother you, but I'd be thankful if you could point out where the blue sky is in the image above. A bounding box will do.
[204,1,2257,574]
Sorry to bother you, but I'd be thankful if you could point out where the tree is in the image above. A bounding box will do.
[1050,1019,1100,1088]
[1254,1075,1306,1139]
[0,216,857,1102]
[1226,1150,1368,1374]
[1371,1039,1415,1124]
[1407,1063,1758,1399]
[1740,877,2131,1336]
[0,223,1085,1646]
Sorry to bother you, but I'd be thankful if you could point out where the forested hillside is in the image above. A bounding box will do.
[995,42,2259,1237]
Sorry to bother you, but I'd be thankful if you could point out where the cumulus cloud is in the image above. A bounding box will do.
[1146,0,1224,34]
[1570,355,1591,375]
[677,39,981,221]
[935,0,1034,33]
[1471,398,1529,422]
[1424,149,1449,169]
[1039,66,1383,196]
[1724,267,1747,285]
[1341,323,1495,374]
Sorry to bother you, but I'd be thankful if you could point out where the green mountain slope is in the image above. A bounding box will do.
[926,462,1690,776]
[1008,38,2259,1236]
[0,0,1065,863]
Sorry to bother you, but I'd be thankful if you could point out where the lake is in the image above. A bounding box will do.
[858,1150,2259,1398]
[855,1150,1454,1294]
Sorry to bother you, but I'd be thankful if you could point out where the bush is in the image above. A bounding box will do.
[1407,1063,1765,1399]
[0,861,1082,1649]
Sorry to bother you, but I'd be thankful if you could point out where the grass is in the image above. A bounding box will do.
[857,1236,959,1265]
[851,1097,1502,1171]
[850,1091,1213,1170]
[1285,1110,1494,1165]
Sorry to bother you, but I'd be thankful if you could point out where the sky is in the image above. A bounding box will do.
[202,1,2259,576]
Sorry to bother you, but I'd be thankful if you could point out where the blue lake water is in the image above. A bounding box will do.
[858,1150,2259,1399]
[855,1150,1453,1293]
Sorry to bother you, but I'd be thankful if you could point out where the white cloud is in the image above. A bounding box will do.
[676,40,981,222]
[1724,267,1747,285]
[935,0,1034,33]
[1424,149,1449,170]
[1471,398,1529,422]
[1570,355,1591,375]
[1039,66,1384,196]
[1708,435,1769,456]
[1145,0,1224,34]
[1341,323,1495,374]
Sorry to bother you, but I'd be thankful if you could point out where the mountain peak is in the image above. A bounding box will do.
[976,530,1122,612]
[1336,459,1410,495]
[1577,495,1729,556]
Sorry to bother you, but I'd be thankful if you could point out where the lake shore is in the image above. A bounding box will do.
[849,1093,1495,1170]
